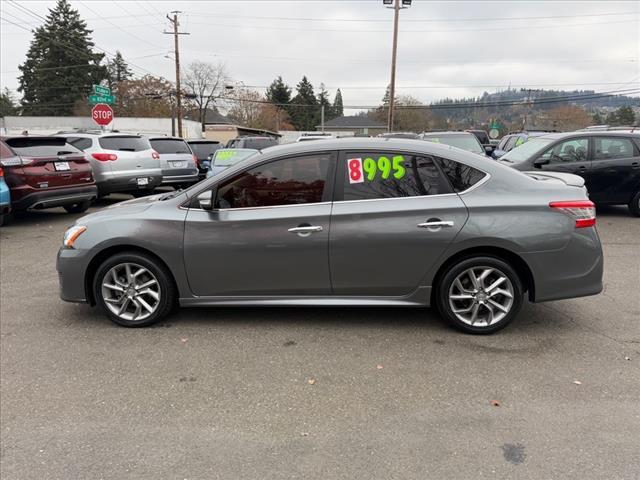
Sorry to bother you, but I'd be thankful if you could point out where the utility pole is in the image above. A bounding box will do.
[164,12,189,137]
[384,0,410,132]
[321,104,325,132]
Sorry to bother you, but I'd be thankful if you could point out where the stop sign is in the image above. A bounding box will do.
[91,103,114,126]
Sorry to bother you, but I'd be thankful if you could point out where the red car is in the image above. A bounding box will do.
[0,136,98,215]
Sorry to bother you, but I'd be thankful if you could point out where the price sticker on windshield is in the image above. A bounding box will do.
[348,155,407,183]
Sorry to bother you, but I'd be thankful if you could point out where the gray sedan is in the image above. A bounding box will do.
[57,138,603,334]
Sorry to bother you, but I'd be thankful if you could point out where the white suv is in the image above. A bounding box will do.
[56,131,162,196]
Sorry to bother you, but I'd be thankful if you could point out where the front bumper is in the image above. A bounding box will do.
[523,227,604,303]
[12,185,98,211]
[57,247,91,303]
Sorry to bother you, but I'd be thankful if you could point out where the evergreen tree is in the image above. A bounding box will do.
[606,106,635,126]
[18,0,107,115]
[289,76,317,130]
[266,76,291,105]
[107,51,132,87]
[317,83,333,122]
[332,88,344,117]
[0,88,19,117]
[592,111,604,125]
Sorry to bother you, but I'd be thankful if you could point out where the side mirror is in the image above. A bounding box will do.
[484,145,494,155]
[493,149,505,159]
[197,187,217,210]
[533,157,550,168]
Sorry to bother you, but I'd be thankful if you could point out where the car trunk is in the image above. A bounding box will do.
[150,138,197,175]
[98,136,157,170]
[4,138,93,189]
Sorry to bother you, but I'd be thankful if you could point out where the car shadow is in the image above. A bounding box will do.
[596,205,632,218]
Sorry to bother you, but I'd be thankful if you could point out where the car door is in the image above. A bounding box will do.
[183,152,336,296]
[329,150,468,296]
[535,137,591,178]
[587,136,640,204]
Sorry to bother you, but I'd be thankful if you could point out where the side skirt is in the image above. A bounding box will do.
[179,286,431,307]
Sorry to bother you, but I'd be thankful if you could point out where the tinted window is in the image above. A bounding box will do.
[504,136,519,151]
[422,134,484,154]
[189,142,221,159]
[540,138,588,164]
[437,158,487,192]
[0,142,14,159]
[98,136,150,152]
[150,138,191,154]
[242,138,278,150]
[500,137,553,163]
[342,153,451,201]
[593,137,636,160]
[470,131,489,144]
[67,137,93,151]
[215,153,331,209]
[4,137,82,157]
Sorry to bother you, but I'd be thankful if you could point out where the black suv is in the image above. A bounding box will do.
[499,131,640,216]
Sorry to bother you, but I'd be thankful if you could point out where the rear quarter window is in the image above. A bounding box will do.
[99,136,150,152]
[0,141,14,159]
[436,158,487,192]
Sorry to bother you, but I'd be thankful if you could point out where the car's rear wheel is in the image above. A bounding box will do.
[629,191,640,217]
[436,256,523,334]
[93,252,176,327]
[63,200,91,214]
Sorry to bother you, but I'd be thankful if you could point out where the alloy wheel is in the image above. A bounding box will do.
[448,266,514,327]
[101,263,161,322]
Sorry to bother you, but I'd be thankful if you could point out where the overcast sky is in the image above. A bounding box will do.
[1,0,639,114]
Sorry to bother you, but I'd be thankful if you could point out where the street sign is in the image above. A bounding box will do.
[92,104,114,126]
[93,84,110,96]
[88,94,115,105]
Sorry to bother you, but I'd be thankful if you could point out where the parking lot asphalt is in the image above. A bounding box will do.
[1,197,639,480]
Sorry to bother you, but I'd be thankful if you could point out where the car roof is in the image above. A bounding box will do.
[539,131,640,140]
[421,131,473,136]
[57,132,143,138]
[188,140,220,144]
[147,136,186,141]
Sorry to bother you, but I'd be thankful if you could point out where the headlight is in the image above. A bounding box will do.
[63,225,87,248]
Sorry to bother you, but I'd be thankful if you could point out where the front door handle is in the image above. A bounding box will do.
[417,221,454,228]
[288,225,323,235]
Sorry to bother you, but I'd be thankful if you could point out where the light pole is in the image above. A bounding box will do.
[384,0,411,132]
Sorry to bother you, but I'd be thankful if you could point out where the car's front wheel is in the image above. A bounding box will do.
[436,256,523,334]
[93,252,176,327]
[629,191,640,217]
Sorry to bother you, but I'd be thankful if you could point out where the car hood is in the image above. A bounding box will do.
[77,193,166,223]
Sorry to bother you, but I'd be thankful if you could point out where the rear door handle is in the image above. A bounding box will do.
[288,225,323,234]
[417,221,454,228]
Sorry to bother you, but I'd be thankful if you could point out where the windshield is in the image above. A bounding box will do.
[243,138,277,150]
[189,142,221,159]
[150,138,191,154]
[422,134,484,154]
[500,137,554,163]
[213,149,258,166]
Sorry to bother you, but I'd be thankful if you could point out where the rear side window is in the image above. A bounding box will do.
[150,139,191,154]
[593,137,636,160]
[437,158,487,192]
[67,137,93,151]
[342,153,452,201]
[98,136,149,152]
[4,137,81,157]
[215,153,332,209]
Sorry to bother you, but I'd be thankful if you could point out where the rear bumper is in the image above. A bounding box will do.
[523,227,604,303]
[12,185,98,211]
[97,174,163,195]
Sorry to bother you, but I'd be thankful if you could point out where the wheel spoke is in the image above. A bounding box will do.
[478,268,493,288]
[486,276,506,293]
[130,298,142,320]
[104,297,123,305]
[136,296,155,313]
[132,268,145,280]
[453,303,475,314]
[486,303,495,324]
[118,297,131,315]
[488,298,509,313]
[139,288,159,300]
[125,264,133,284]
[490,288,513,299]
[137,279,158,290]
[468,269,480,290]
[469,303,480,324]
[450,294,474,300]
[103,283,124,292]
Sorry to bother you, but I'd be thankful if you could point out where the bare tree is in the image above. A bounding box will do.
[182,61,229,131]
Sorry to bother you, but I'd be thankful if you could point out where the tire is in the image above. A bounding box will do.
[0,212,13,227]
[63,200,91,214]
[93,251,176,327]
[629,191,640,217]
[435,256,523,334]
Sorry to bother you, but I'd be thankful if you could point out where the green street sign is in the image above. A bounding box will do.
[93,84,111,96]
[88,94,115,105]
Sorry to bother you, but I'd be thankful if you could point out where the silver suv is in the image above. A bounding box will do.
[57,132,162,196]
[146,136,199,187]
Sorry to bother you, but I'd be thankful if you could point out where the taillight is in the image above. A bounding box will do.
[192,154,199,168]
[152,151,160,160]
[0,166,3,177]
[91,153,118,162]
[550,200,596,228]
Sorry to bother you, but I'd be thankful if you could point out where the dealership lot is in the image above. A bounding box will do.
[1,200,638,479]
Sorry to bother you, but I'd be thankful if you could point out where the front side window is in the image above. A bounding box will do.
[504,136,519,151]
[341,152,451,201]
[437,158,487,192]
[539,138,588,164]
[593,137,636,160]
[215,153,332,209]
